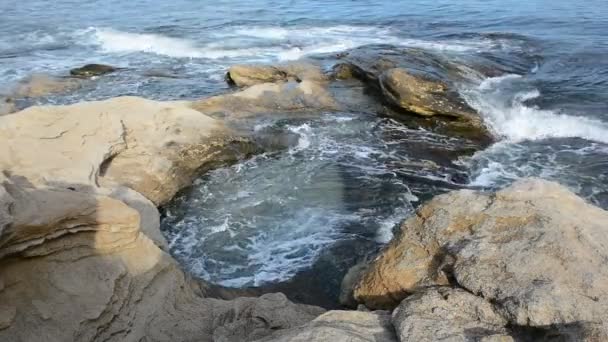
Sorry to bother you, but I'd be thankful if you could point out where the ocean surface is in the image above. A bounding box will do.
[3,0,607,300]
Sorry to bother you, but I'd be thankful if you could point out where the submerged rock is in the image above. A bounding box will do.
[70,63,119,77]
[0,97,16,115]
[11,73,82,98]
[354,178,608,340]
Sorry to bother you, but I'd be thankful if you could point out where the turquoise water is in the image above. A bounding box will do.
[3,0,607,299]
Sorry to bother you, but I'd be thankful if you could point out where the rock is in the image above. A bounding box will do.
[0,96,251,206]
[392,287,509,342]
[0,97,16,116]
[227,62,326,88]
[257,310,397,342]
[227,65,289,87]
[0,96,324,341]
[354,178,608,339]
[11,74,82,98]
[380,68,480,123]
[70,63,119,77]
[337,46,482,124]
[339,261,368,308]
[192,80,339,117]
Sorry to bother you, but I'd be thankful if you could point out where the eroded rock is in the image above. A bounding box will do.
[258,310,397,342]
[392,287,510,342]
[0,96,324,341]
[354,179,608,339]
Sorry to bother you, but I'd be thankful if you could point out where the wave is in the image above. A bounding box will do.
[463,74,608,144]
[76,25,511,61]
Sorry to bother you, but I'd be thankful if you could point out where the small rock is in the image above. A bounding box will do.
[70,64,119,77]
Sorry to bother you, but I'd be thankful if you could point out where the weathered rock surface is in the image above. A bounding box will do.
[392,287,510,342]
[336,46,482,123]
[258,310,397,342]
[227,62,326,87]
[0,96,324,341]
[70,63,119,77]
[192,80,339,117]
[354,178,608,339]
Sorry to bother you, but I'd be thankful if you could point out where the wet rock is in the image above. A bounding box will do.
[337,45,483,124]
[354,178,608,339]
[392,287,510,342]
[339,261,369,308]
[380,67,481,123]
[70,63,119,77]
[0,97,16,116]
[257,310,397,342]
[227,62,327,87]
[12,73,82,98]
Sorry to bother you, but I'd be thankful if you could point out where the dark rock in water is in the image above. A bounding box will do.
[70,64,119,77]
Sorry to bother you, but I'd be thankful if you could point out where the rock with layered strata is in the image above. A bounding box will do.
[0,96,253,205]
[354,178,608,339]
[257,310,396,342]
[0,96,324,341]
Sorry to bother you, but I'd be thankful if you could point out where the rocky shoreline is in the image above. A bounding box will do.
[1,47,607,341]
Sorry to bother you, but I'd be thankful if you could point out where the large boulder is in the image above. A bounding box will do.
[0,96,324,341]
[0,96,252,206]
[354,179,608,338]
[257,310,397,342]
[392,287,510,342]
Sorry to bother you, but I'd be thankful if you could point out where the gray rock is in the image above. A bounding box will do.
[258,310,397,342]
[392,287,509,342]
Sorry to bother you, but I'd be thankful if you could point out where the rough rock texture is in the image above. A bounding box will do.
[258,310,397,342]
[192,80,339,117]
[227,62,326,87]
[0,96,251,205]
[392,287,510,342]
[380,67,480,123]
[336,46,481,123]
[354,179,608,339]
[0,96,324,341]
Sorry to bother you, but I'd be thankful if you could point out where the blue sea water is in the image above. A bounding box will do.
[2,0,607,293]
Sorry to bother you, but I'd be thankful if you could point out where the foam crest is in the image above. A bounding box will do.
[464,75,608,144]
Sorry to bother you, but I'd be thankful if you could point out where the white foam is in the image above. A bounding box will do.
[463,75,608,144]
